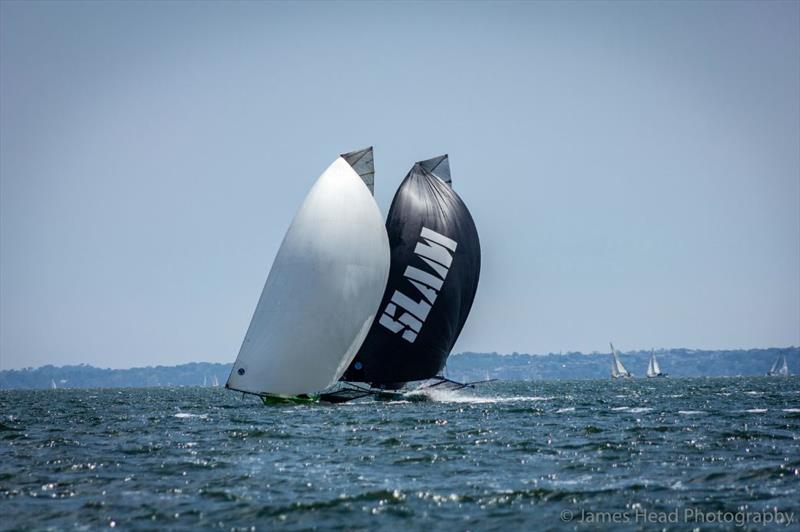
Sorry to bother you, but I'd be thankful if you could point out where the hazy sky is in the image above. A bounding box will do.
[1,1,798,370]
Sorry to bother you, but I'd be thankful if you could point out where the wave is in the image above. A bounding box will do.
[174,412,208,419]
[405,388,553,404]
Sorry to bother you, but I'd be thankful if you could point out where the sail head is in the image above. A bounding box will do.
[341,147,375,194]
[418,154,451,186]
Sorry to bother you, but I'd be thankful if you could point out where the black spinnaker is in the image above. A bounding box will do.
[342,155,481,388]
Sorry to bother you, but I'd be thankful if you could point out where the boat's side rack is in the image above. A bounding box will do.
[423,375,497,391]
[319,376,497,403]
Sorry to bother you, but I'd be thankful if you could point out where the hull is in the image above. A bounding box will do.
[342,155,481,385]
[227,153,390,397]
[260,394,319,406]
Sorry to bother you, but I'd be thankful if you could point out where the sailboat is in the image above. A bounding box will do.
[767,354,789,377]
[646,349,666,378]
[212,375,220,387]
[341,155,481,391]
[50,379,57,390]
[610,342,633,379]
[226,148,390,403]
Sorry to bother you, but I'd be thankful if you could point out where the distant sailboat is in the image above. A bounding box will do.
[226,147,390,403]
[610,342,633,379]
[50,379,57,390]
[646,349,666,378]
[767,354,789,377]
[203,375,207,387]
[212,375,219,387]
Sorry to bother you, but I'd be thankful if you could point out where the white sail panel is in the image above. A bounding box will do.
[227,156,390,396]
[610,342,630,378]
[646,350,662,377]
[652,352,662,375]
[779,356,789,376]
[615,355,629,377]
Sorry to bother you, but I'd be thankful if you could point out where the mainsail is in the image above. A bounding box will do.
[610,342,632,378]
[342,155,481,387]
[768,355,789,377]
[227,148,390,397]
[779,356,789,376]
[646,349,663,378]
[768,357,780,375]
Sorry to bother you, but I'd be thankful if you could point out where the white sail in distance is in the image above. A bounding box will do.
[646,350,663,378]
[778,356,789,377]
[767,354,789,377]
[610,342,631,378]
[769,357,780,375]
[227,149,390,397]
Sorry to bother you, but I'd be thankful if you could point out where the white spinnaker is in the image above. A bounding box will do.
[227,157,390,396]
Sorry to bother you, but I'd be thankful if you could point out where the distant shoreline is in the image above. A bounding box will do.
[1,347,797,390]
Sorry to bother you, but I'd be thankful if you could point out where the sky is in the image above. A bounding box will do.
[1,1,798,370]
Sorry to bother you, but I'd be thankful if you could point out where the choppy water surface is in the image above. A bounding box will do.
[2,378,799,530]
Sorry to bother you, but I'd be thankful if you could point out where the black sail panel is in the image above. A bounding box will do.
[343,156,481,385]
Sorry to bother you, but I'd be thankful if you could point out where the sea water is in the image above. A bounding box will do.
[1,378,798,530]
